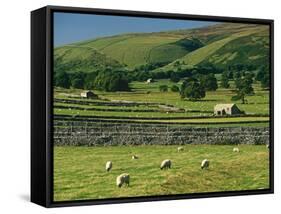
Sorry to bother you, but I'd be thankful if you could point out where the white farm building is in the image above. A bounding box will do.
[80,91,98,99]
[214,104,242,116]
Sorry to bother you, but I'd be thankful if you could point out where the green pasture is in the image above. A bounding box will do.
[54,145,270,201]
[53,78,269,127]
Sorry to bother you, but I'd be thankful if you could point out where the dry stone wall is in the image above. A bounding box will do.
[53,122,270,146]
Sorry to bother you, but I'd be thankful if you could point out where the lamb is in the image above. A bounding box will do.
[105,161,112,172]
[201,159,209,169]
[160,159,172,170]
[177,147,184,152]
[132,155,139,159]
[233,147,240,152]
[116,173,130,188]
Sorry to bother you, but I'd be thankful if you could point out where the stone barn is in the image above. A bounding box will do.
[214,104,242,116]
[80,91,98,99]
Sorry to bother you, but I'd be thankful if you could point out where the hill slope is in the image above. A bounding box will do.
[154,24,269,72]
[54,46,124,73]
[54,22,269,73]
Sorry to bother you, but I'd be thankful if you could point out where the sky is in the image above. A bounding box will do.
[54,12,218,47]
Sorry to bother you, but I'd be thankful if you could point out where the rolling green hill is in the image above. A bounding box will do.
[54,45,124,73]
[54,22,269,74]
[158,25,269,71]
[199,29,269,69]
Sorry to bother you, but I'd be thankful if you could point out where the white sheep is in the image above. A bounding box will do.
[177,146,184,152]
[105,161,112,172]
[266,144,270,149]
[233,147,239,152]
[132,155,139,159]
[116,173,130,188]
[201,159,209,169]
[160,159,172,170]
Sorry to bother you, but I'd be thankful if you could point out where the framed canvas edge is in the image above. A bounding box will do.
[35,5,274,208]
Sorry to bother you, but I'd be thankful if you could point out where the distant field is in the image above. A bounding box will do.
[54,145,269,201]
[53,79,270,127]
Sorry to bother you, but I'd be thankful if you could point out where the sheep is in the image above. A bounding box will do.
[160,159,172,170]
[201,159,209,170]
[116,173,130,188]
[233,147,240,152]
[177,147,184,152]
[132,155,139,160]
[266,144,270,149]
[105,161,112,172]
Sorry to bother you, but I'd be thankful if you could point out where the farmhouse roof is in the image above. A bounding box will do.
[214,103,236,109]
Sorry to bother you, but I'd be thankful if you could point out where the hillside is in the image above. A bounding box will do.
[158,24,269,71]
[54,22,269,74]
[54,45,124,73]
[199,29,269,69]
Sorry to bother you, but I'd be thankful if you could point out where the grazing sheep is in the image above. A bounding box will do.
[105,161,112,172]
[116,173,130,188]
[233,147,240,152]
[201,159,209,170]
[160,159,172,170]
[132,155,139,159]
[177,147,184,152]
[266,144,270,149]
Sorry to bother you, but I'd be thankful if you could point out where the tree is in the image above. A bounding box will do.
[220,71,230,88]
[170,71,180,83]
[159,85,168,92]
[174,61,181,68]
[94,70,130,92]
[200,74,218,91]
[233,71,242,79]
[256,69,270,88]
[232,75,254,104]
[170,85,180,92]
[108,73,130,91]
[55,71,70,88]
[256,70,265,82]
[72,78,84,89]
[70,72,85,89]
[228,71,234,80]
[261,73,270,88]
[180,78,205,101]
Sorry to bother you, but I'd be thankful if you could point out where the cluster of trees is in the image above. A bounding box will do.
[158,85,179,92]
[54,59,269,97]
[159,85,168,92]
[220,67,269,90]
[180,77,206,101]
[159,73,218,101]
[256,68,270,88]
[54,69,130,92]
[128,64,222,82]
[181,73,217,100]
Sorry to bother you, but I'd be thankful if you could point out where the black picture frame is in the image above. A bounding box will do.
[31,5,274,208]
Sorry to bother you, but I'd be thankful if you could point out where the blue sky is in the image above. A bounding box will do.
[54,12,218,46]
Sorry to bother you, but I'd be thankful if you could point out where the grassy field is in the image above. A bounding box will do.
[54,145,269,201]
[53,79,269,127]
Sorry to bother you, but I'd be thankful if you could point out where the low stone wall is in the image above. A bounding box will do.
[53,122,270,146]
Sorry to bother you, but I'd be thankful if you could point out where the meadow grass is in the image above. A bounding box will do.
[53,79,270,127]
[54,145,269,201]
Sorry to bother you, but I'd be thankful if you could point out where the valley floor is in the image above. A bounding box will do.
[53,145,270,201]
